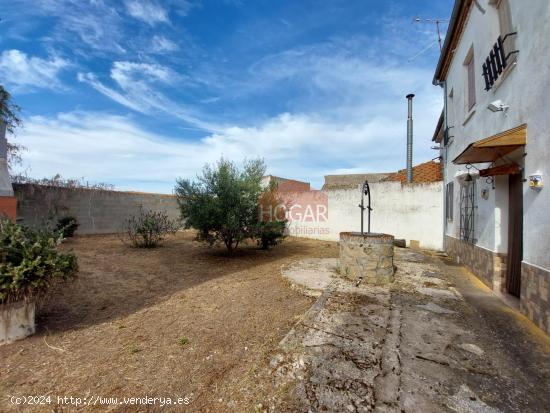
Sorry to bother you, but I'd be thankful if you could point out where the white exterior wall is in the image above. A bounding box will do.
[0,122,14,197]
[287,182,444,250]
[441,0,550,269]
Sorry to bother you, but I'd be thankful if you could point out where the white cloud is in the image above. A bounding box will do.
[111,61,177,85]
[125,0,169,25]
[0,49,70,91]
[77,73,143,112]
[78,61,218,131]
[150,35,180,53]
[26,0,126,54]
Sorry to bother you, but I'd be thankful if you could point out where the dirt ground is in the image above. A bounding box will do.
[0,232,338,412]
[3,234,550,412]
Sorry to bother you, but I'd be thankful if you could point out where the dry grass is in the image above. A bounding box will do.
[0,231,338,412]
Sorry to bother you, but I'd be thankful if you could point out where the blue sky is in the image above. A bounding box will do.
[1,0,453,193]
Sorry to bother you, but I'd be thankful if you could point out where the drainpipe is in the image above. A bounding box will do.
[406,94,415,183]
[442,80,449,251]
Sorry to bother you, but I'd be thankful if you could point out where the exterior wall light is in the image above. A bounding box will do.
[487,100,509,112]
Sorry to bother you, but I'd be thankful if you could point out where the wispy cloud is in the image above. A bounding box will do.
[78,61,218,131]
[150,35,180,53]
[76,73,144,112]
[32,0,127,54]
[125,0,169,25]
[0,50,70,92]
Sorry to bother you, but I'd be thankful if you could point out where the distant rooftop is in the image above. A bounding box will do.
[322,161,442,190]
[261,175,311,192]
[322,173,390,190]
[383,160,442,184]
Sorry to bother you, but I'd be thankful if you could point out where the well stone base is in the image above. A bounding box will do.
[339,232,394,285]
[0,300,36,345]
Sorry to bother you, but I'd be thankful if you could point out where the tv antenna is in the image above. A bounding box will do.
[413,17,448,51]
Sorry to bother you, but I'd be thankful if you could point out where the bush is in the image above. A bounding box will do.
[56,215,79,238]
[255,181,287,250]
[256,220,287,250]
[122,208,177,248]
[175,158,266,254]
[0,219,78,305]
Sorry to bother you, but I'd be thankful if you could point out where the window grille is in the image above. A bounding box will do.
[482,33,518,91]
[459,181,476,243]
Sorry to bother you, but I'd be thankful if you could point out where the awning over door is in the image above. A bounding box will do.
[452,124,527,164]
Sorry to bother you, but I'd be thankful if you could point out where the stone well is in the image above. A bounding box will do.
[339,232,395,285]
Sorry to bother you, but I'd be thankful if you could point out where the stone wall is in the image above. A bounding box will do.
[13,184,180,235]
[445,235,507,291]
[521,262,550,335]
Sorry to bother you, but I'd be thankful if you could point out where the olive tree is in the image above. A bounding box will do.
[175,158,266,254]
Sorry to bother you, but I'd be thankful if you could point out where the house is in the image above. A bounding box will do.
[382,160,443,185]
[322,160,442,190]
[433,0,550,334]
[275,161,443,249]
[0,121,17,221]
[261,175,311,192]
[322,173,390,190]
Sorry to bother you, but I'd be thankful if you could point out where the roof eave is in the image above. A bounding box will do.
[432,0,469,85]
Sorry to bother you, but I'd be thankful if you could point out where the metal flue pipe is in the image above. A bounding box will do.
[406,94,415,183]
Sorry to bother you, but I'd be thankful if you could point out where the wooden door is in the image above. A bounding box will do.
[506,173,523,297]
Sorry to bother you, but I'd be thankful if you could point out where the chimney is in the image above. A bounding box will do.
[406,94,415,183]
[0,121,14,197]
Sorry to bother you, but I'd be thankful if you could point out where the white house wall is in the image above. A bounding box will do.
[442,0,550,269]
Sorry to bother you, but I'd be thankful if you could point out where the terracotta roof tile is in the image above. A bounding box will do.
[383,160,442,184]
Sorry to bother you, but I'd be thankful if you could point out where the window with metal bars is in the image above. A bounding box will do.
[459,181,476,243]
[481,35,515,91]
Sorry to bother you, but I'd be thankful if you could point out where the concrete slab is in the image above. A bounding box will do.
[281,258,338,297]
[416,302,457,314]
[265,243,550,412]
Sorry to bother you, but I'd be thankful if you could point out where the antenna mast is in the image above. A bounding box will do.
[413,17,448,51]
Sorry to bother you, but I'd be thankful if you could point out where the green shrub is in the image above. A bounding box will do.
[0,219,78,305]
[255,220,287,250]
[122,208,177,248]
[56,215,79,238]
[255,182,287,250]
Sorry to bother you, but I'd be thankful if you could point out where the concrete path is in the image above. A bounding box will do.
[267,248,550,412]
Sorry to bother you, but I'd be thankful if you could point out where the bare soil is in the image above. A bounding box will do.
[0,231,338,412]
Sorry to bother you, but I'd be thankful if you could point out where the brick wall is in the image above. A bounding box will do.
[0,196,16,221]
